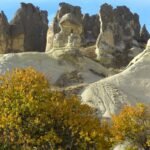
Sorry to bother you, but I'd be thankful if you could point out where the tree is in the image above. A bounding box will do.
[111,104,150,150]
[0,67,112,150]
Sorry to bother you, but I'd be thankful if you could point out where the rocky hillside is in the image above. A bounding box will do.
[0,51,109,95]
[47,2,149,68]
[82,39,150,118]
[0,2,150,121]
[0,2,149,68]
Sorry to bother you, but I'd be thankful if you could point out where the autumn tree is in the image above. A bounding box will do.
[111,104,150,150]
[0,68,112,150]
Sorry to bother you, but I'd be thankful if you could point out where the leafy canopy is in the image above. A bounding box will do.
[111,104,150,150]
[0,67,112,150]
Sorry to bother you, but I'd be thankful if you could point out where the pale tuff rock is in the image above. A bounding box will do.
[46,2,100,51]
[96,3,141,68]
[146,38,150,49]
[82,40,150,118]
[0,52,109,90]
[47,13,82,58]
[113,142,132,150]
[46,2,82,51]
[0,3,48,53]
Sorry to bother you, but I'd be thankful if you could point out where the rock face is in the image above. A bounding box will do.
[46,2,82,52]
[47,13,82,58]
[0,11,10,53]
[0,3,48,53]
[46,2,100,52]
[128,47,142,58]
[140,24,150,43]
[0,52,109,93]
[96,3,141,68]
[82,39,150,118]
[54,2,82,32]
[82,14,100,45]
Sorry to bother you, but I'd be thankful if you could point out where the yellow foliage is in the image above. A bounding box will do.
[0,67,112,150]
[111,104,150,150]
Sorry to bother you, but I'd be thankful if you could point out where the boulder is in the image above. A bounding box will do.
[82,39,150,118]
[0,3,48,53]
[96,3,141,68]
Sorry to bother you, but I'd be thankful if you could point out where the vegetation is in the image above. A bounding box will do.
[111,104,150,150]
[0,68,112,150]
[0,67,149,150]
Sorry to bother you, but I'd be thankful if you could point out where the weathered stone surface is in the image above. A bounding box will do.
[55,70,83,87]
[10,2,48,52]
[0,52,109,94]
[82,14,100,45]
[0,11,10,53]
[82,40,150,118]
[113,142,132,150]
[47,13,82,58]
[0,3,48,53]
[128,47,142,58]
[54,2,82,33]
[46,2,82,52]
[80,45,97,59]
[46,3,100,52]
[96,3,141,68]
[140,24,150,43]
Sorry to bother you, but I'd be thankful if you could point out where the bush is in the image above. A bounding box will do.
[0,68,112,150]
[111,104,150,150]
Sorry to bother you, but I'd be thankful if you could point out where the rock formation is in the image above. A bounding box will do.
[46,2,100,52]
[82,14,100,45]
[96,3,141,68]
[47,13,82,58]
[0,3,48,53]
[0,11,11,53]
[140,24,150,43]
[54,2,82,30]
[0,2,150,122]
[82,39,150,118]
[46,2,82,52]
[0,52,109,92]
[128,46,142,58]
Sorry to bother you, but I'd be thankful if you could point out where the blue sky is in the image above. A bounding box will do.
[0,0,150,31]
